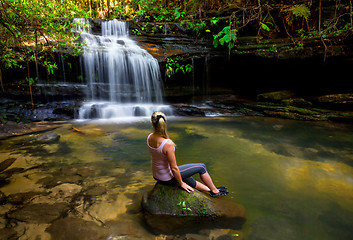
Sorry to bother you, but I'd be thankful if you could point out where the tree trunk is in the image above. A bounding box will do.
[27,62,34,108]
[107,0,110,18]
[0,68,4,92]
[318,0,322,32]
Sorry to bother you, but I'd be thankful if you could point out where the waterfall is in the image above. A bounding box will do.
[73,19,172,121]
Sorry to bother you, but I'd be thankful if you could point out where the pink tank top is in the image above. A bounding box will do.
[147,134,174,181]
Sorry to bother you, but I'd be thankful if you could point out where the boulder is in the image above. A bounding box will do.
[141,182,246,234]
[314,93,353,109]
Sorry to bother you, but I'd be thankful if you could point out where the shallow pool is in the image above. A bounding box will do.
[1,116,353,239]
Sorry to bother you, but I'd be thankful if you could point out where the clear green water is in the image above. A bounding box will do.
[1,116,353,239]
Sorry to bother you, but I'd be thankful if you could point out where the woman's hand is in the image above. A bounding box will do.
[180,182,194,193]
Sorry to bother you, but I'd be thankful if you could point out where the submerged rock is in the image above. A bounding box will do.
[38,173,83,188]
[141,182,246,233]
[0,228,17,240]
[14,132,61,146]
[83,186,106,196]
[27,132,61,144]
[46,217,108,240]
[0,158,16,172]
[8,203,69,223]
[7,192,42,205]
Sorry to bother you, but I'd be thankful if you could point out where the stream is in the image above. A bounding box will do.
[0,116,353,239]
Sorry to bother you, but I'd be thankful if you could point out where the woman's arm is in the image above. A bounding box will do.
[164,142,194,193]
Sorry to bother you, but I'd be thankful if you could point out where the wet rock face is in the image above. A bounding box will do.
[141,182,246,234]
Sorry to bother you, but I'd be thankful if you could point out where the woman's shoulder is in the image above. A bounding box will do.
[162,139,175,155]
[163,138,176,149]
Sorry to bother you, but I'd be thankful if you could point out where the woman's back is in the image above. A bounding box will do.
[147,133,174,181]
[147,133,166,149]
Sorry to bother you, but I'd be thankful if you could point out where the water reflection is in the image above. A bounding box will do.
[0,116,352,239]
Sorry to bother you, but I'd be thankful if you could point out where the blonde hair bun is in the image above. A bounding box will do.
[151,111,168,138]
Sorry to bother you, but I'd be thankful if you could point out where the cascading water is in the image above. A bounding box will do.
[73,18,172,121]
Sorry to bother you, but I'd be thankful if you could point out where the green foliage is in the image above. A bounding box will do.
[213,26,237,49]
[282,4,311,26]
[27,77,35,86]
[166,57,192,78]
[132,28,142,35]
[0,0,89,106]
[174,8,185,20]
[177,201,192,212]
[47,63,58,75]
[125,0,187,22]
[0,0,88,75]
[210,17,219,25]
[260,22,272,32]
[291,4,311,20]
[193,21,207,35]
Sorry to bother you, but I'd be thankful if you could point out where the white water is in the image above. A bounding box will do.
[77,102,173,123]
[73,19,172,121]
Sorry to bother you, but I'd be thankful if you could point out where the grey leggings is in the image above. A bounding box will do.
[157,163,207,188]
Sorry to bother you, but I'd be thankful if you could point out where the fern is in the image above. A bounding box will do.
[291,4,311,20]
[281,4,311,26]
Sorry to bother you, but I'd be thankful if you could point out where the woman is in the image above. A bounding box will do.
[147,111,228,197]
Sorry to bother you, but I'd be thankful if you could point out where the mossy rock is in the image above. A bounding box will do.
[257,90,296,102]
[281,98,312,107]
[141,182,246,233]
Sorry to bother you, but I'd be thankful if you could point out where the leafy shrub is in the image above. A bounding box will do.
[213,26,237,50]
[166,57,192,78]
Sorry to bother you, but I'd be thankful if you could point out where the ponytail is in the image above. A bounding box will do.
[151,111,168,138]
